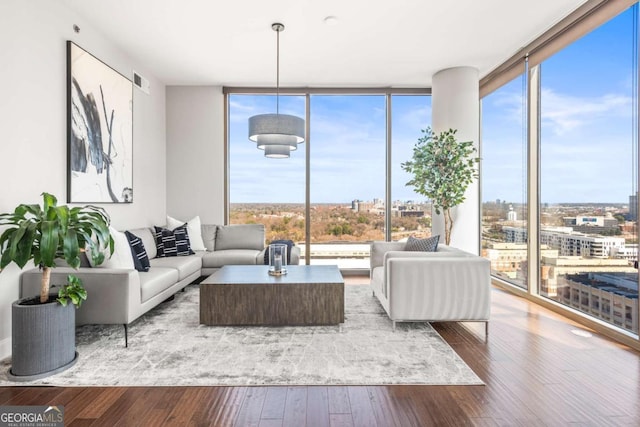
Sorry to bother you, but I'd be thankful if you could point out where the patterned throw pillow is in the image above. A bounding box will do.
[154,225,194,257]
[405,235,440,252]
[166,215,206,251]
[125,231,151,272]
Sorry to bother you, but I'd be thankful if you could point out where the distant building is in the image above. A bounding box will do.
[621,221,636,233]
[556,272,638,333]
[503,226,528,244]
[399,210,424,218]
[507,204,517,221]
[350,199,387,216]
[503,226,625,258]
[562,215,619,234]
[483,243,557,280]
[610,245,638,262]
[541,229,624,258]
[391,208,425,218]
[540,256,635,298]
[391,202,426,218]
[356,202,374,212]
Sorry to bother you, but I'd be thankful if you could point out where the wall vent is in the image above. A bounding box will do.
[133,71,150,94]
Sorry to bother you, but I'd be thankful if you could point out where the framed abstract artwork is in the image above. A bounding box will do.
[67,41,133,203]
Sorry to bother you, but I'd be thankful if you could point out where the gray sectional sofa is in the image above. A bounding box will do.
[20,223,300,346]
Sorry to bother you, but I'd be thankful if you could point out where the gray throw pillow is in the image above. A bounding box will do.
[215,224,265,251]
[405,235,439,252]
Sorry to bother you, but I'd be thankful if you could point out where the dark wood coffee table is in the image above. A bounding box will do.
[199,265,344,326]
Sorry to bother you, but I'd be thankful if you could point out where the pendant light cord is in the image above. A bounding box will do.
[276,26,280,115]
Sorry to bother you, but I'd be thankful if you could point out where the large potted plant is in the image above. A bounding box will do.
[402,127,479,245]
[0,192,113,380]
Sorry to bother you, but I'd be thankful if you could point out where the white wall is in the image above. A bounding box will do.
[0,0,167,359]
[431,66,480,255]
[166,86,225,225]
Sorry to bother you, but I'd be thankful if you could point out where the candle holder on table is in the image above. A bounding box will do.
[268,243,288,276]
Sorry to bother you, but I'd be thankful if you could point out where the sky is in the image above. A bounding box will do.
[230,5,637,205]
[229,94,430,203]
[482,5,637,205]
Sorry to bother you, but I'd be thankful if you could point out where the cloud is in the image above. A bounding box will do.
[230,104,387,203]
[396,104,431,130]
[482,80,635,203]
[485,90,525,125]
[228,100,255,112]
[540,88,631,136]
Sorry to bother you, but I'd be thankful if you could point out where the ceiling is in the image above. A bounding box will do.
[61,0,587,88]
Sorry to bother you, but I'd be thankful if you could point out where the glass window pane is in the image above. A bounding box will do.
[309,95,386,268]
[540,6,638,335]
[228,94,306,251]
[229,92,435,269]
[391,95,432,241]
[481,75,528,290]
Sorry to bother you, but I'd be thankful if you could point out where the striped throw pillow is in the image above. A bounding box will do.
[154,225,194,257]
[125,231,151,272]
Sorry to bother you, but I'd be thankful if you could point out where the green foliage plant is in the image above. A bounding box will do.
[401,127,479,245]
[56,274,88,307]
[0,192,113,305]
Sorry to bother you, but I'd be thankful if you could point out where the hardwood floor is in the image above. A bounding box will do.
[2,279,639,426]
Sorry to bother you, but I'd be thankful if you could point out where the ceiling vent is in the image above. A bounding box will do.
[133,71,150,94]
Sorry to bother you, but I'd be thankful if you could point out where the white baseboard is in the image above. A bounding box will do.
[0,336,11,361]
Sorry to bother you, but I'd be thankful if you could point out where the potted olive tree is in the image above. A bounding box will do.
[402,127,479,245]
[0,192,113,380]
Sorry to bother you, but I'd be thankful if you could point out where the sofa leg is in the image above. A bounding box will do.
[485,321,489,340]
[124,324,128,348]
[392,321,397,331]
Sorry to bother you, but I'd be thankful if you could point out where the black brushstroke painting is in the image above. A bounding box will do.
[70,77,104,174]
[67,41,133,203]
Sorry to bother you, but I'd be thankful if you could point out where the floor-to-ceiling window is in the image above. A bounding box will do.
[228,94,306,255]
[391,95,432,241]
[309,95,386,268]
[481,75,529,290]
[478,2,640,343]
[227,90,430,269]
[539,5,638,334]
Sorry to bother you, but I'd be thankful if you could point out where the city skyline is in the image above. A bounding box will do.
[230,198,632,206]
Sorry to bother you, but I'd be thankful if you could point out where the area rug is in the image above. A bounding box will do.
[0,284,482,386]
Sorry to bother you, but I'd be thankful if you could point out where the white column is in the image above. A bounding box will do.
[431,66,480,254]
